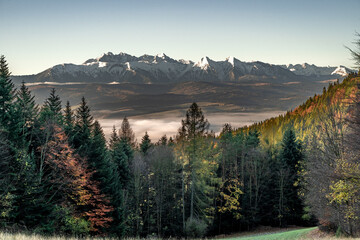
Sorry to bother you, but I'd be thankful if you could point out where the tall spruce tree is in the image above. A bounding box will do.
[278,128,304,226]
[89,120,125,237]
[109,125,119,150]
[39,88,63,123]
[73,97,93,155]
[63,101,74,137]
[0,55,15,132]
[177,102,216,236]
[14,81,38,148]
[119,116,136,147]
[178,102,209,141]
[140,131,152,155]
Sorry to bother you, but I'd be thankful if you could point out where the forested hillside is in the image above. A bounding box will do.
[241,73,359,146]
[237,73,360,236]
[0,52,359,238]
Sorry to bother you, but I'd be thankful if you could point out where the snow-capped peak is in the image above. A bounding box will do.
[227,56,234,67]
[331,66,348,77]
[194,56,210,70]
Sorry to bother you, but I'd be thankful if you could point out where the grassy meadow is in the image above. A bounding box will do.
[3,227,359,240]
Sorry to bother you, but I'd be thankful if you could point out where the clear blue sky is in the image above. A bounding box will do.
[1,0,359,75]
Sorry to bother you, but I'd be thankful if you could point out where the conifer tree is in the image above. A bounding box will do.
[112,139,132,188]
[63,101,74,137]
[178,102,209,141]
[140,131,152,155]
[177,102,215,234]
[119,116,136,147]
[278,128,304,226]
[89,120,125,236]
[14,81,38,148]
[158,134,168,146]
[0,130,13,227]
[45,88,62,114]
[0,55,15,131]
[109,125,119,150]
[39,88,63,123]
[73,97,93,155]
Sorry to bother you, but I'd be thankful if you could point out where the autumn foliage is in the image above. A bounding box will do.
[42,125,113,233]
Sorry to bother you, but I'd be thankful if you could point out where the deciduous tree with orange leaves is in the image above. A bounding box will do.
[41,124,113,234]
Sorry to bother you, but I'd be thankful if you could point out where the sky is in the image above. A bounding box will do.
[1,0,359,75]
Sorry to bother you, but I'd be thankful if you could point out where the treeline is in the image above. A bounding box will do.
[0,52,359,238]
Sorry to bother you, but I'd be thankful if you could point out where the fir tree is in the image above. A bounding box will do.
[140,131,152,155]
[45,88,62,114]
[112,139,132,188]
[109,125,119,150]
[89,121,125,236]
[278,128,304,226]
[0,55,15,131]
[73,97,93,155]
[119,116,136,147]
[63,101,74,137]
[177,102,213,226]
[39,88,62,123]
[158,134,168,146]
[178,102,209,140]
[14,81,38,148]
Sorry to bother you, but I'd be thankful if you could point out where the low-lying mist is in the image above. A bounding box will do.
[98,111,285,142]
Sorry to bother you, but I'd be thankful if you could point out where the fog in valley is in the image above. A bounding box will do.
[98,110,285,141]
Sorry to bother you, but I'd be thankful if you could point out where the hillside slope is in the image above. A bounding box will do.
[238,73,360,146]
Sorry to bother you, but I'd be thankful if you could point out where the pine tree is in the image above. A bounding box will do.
[278,128,304,226]
[88,121,110,182]
[14,81,38,148]
[158,134,168,146]
[119,116,136,147]
[178,102,209,141]
[45,88,62,114]
[73,97,93,155]
[112,139,132,188]
[140,131,152,155]
[0,55,15,131]
[39,88,63,123]
[63,101,74,137]
[177,102,214,232]
[109,125,119,150]
[88,120,125,236]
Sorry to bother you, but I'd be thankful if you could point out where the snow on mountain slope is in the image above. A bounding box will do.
[18,52,355,84]
[280,63,353,77]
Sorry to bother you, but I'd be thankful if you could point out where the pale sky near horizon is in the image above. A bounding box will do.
[1,0,359,75]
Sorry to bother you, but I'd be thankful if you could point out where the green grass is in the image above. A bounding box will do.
[0,227,320,240]
[223,227,317,240]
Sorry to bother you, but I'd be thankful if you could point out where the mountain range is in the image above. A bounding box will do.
[12,52,354,84]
